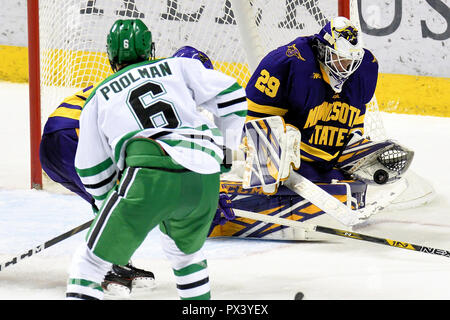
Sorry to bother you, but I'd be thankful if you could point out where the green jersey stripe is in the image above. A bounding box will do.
[68,278,103,292]
[92,191,111,201]
[173,260,208,277]
[222,110,248,117]
[114,129,143,163]
[76,157,114,178]
[218,82,242,96]
[181,291,211,300]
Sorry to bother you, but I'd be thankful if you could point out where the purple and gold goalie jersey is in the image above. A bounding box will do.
[42,84,98,135]
[245,36,378,170]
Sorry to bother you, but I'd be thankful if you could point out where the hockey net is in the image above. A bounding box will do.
[31,0,433,208]
[34,0,385,141]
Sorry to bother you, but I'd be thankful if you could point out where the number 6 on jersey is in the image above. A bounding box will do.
[127,80,180,129]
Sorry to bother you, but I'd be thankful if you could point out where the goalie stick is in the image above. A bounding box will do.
[284,170,408,226]
[234,209,450,259]
[0,219,93,272]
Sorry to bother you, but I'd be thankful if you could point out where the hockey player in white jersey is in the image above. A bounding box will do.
[65,19,247,300]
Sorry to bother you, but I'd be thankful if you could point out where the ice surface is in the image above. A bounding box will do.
[0,82,449,300]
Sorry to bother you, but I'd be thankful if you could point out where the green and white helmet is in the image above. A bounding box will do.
[106,19,154,72]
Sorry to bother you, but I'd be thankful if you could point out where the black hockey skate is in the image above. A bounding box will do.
[102,267,133,298]
[102,263,156,298]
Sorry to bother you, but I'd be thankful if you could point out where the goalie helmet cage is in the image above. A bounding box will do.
[28,0,383,190]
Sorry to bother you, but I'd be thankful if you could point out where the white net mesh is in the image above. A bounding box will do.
[38,0,386,141]
[348,0,386,141]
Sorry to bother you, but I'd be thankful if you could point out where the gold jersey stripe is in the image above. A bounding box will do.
[247,99,288,116]
[300,142,341,162]
[49,107,82,120]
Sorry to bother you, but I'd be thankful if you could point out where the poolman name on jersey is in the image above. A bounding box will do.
[100,61,172,101]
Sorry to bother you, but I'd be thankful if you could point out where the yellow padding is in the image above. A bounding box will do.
[0,45,28,83]
[1,45,449,118]
[376,73,450,117]
[214,61,250,88]
[40,48,112,87]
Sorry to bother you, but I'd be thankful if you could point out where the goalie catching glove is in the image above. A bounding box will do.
[336,133,414,185]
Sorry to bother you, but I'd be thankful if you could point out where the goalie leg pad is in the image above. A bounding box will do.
[209,179,368,239]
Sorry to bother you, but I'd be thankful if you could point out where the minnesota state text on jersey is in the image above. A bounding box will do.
[245,37,378,166]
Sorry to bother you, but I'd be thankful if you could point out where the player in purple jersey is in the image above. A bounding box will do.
[40,85,97,206]
[39,44,217,297]
[209,17,414,237]
[245,16,379,183]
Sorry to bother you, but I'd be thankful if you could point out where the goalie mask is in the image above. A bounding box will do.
[314,17,364,92]
[172,46,214,70]
[106,19,155,72]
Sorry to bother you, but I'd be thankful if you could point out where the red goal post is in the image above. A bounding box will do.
[28,0,42,189]
[27,0,368,190]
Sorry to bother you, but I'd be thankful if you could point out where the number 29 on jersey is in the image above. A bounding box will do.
[254,69,280,98]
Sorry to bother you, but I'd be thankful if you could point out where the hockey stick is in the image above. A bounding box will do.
[284,170,408,226]
[0,219,93,271]
[233,209,450,259]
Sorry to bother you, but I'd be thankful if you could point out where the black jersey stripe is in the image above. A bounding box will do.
[218,96,247,109]
[118,167,137,196]
[66,292,99,300]
[176,277,210,290]
[83,171,117,190]
[87,192,119,250]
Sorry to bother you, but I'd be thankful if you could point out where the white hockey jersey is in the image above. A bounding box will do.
[75,57,247,208]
